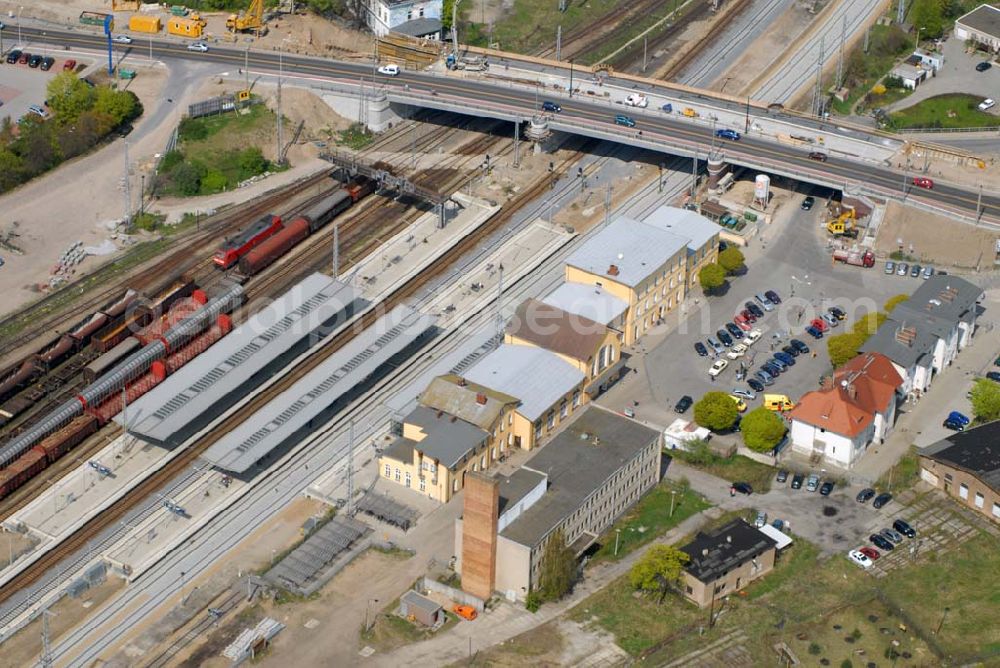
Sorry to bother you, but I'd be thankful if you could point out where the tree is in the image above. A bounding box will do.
[717,247,745,275]
[94,88,141,126]
[851,311,887,339]
[629,544,690,602]
[884,294,910,312]
[238,146,267,177]
[170,160,206,196]
[827,332,865,367]
[200,168,228,194]
[46,72,95,125]
[970,378,1000,422]
[741,408,787,453]
[698,263,727,293]
[694,392,739,432]
[537,529,576,601]
[910,0,946,39]
[442,0,456,29]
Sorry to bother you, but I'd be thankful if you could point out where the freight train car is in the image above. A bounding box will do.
[35,414,99,463]
[0,359,42,405]
[213,214,283,269]
[83,337,141,383]
[0,448,47,499]
[91,280,194,353]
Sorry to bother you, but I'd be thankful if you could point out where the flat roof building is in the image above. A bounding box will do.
[955,4,1000,53]
[455,406,661,601]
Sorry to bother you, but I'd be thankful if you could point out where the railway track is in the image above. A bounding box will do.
[0,136,595,613]
[658,0,755,83]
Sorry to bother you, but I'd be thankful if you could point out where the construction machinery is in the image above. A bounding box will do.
[227,0,268,35]
[833,248,875,268]
[826,208,858,238]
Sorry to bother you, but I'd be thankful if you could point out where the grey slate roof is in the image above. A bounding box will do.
[891,275,982,331]
[464,344,584,422]
[400,590,442,614]
[642,205,720,254]
[680,519,778,583]
[859,321,937,369]
[564,216,689,288]
[418,374,518,431]
[497,468,547,516]
[121,274,361,444]
[922,421,1000,492]
[391,17,443,37]
[203,305,436,473]
[401,404,488,469]
[957,4,1000,38]
[541,282,628,327]
[500,406,659,548]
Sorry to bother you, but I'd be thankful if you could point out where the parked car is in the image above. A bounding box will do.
[733,388,756,401]
[729,395,748,412]
[790,473,804,489]
[727,342,748,360]
[694,341,708,357]
[772,519,785,530]
[912,177,933,189]
[828,306,846,320]
[187,42,210,52]
[806,473,820,492]
[819,481,834,496]
[62,58,77,71]
[922,266,934,279]
[754,510,768,528]
[848,549,873,569]
[801,195,816,210]
[942,418,965,432]
[910,264,922,278]
[870,534,894,551]
[709,359,728,377]
[28,54,42,68]
[882,527,904,543]
[856,488,876,503]
[948,410,970,425]
[17,52,30,64]
[6,49,22,64]
[885,260,895,275]
[377,63,400,76]
[790,339,810,354]
[892,519,916,538]
[753,370,774,386]
[776,469,789,483]
[805,325,823,339]
[745,302,764,318]
[765,290,781,305]
[859,546,880,561]
[755,294,775,311]
[725,322,745,339]
[740,308,757,323]
[707,337,725,354]
[674,395,694,413]
[821,313,838,328]
[761,361,782,377]
[717,329,734,347]
[744,329,763,346]
[807,152,828,162]
[987,371,1000,382]
[747,378,765,393]
[40,56,54,71]
[716,128,741,141]
[810,318,829,332]
[734,314,752,331]
[976,61,993,72]
[732,482,753,495]
[873,492,893,509]
[541,100,562,112]
[774,351,795,366]
[614,114,636,127]
[781,345,800,358]
[979,98,996,111]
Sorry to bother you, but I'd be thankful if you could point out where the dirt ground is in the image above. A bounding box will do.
[649,0,752,80]
[0,577,124,668]
[876,200,998,270]
[727,0,827,95]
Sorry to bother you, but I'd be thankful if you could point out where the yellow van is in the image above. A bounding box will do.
[763,394,795,412]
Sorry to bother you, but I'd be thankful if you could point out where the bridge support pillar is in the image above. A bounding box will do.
[707,155,728,190]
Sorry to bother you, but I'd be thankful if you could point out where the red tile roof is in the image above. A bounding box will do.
[835,352,902,415]
[789,386,874,438]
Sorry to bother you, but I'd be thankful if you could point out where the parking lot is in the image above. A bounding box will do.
[0,47,86,124]
[602,189,931,429]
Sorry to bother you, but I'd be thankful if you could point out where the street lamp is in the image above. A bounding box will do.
[669,489,677,517]
[17,6,23,48]
[569,58,574,98]
[915,26,923,52]
[614,528,621,555]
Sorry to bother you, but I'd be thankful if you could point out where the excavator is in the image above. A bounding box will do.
[227,0,268,35]
[826,208,859,238]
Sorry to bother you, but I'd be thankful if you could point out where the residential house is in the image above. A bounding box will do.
[379,375,519,502]
[464,344,586,451]
[455,406,661,601]
[954,4,1000,53]
[679,519,778,607]
[505,298,625,399]
[366,0,443,38]
[920,421,1000,523]
[789,352,902,468]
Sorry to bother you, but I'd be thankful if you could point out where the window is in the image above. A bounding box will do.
[407,10,412,19]
[384,464,391,478]
[560,400,568,418]
[534,420,542,440]
[507,433,513,446]
[572,390,581,407]
[547,411,555,430]
[491,447,497,460]
[419,477,426,492]
[975,492,985,508]
[405,472,411,488]
[394,468,401,482]
[959,483,969,499]
[419,7,424,16]
[481,455,487,469]
[944,472,953,481]
[993,502,1000,518]
[500,418,505,432]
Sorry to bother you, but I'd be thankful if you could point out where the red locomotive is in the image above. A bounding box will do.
[213,214,283,269]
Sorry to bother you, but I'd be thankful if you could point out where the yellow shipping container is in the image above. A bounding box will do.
[167,16,203,38]
[128,15,162,33]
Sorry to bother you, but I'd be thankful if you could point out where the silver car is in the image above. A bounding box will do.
[885,261,895,275]
[881,528,903,543]
[897,262,909,276]
[706,337,725,354]
[755,294,775,312]
[806,473,820,492]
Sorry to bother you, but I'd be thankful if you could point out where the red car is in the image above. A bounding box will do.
[912,177,934,189]
[63,59,77,71]
[741,308,757,323]
[810,318,829,332]
[859,546,880,561]
[17,52,30,65]
[734,314,752,331]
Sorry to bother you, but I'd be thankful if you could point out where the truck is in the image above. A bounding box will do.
[128,15,161,34]
[625,93,648,108]
[446,53,488,71]
[833,248,875,268]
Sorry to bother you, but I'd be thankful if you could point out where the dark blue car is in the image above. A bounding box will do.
[694,341,708,356]
[541,101,562,113]
[774,351,795,366]
[790,338,810,354]
[948,410,970,425]
[805,325,823,339]
[716,128,741,141]
[725,322,744,339]
[762,362,782,377]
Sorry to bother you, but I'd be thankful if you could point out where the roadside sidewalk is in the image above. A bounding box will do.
[370,505,723,666]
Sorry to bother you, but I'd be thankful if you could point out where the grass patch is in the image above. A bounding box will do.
[831,23,913,116]
[668,450,774,493]
[336,123,374,150]
[889,94,999,129]
[881,532,1000,660]
[590,480,711,563]
[875,445,920,492]
[362,596,457,652]
[447,621,564,667]
[584,0,700,67]
[460,0,624,55]
[370,544,415,560]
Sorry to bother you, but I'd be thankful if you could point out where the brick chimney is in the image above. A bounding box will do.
[476,392,487,405]
[894,325,917,347]
[607,264,620,277]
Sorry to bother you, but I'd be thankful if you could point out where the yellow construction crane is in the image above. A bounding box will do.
[826,208,858,238]
[227,0,268,35]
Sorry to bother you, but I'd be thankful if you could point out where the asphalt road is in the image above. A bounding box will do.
[11,25,1000,223]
